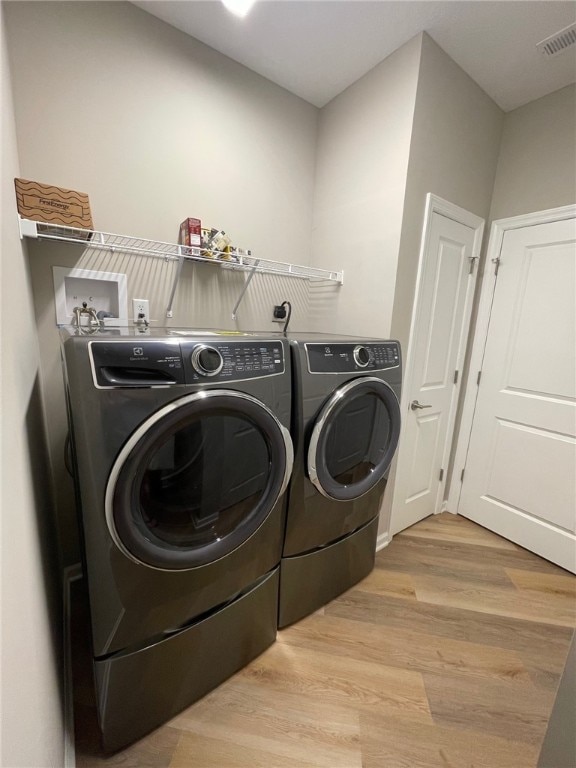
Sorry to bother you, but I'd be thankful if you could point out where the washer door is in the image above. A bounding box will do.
[105,391,293,570]
[307,377,401,501]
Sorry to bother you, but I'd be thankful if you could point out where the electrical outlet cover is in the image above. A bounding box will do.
[132,298,150,322]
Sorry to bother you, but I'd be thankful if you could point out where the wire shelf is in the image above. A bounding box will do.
[19,218,344,284]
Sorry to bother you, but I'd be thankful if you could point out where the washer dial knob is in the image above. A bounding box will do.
[191,345,224,377]
[353,345,372,368]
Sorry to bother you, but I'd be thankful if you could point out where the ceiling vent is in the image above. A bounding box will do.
[536,22,576,58]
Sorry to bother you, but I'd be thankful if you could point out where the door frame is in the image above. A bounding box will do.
[448,203,576,515]
[390,193,484,535]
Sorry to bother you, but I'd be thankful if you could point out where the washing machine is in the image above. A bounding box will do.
[279,333,401,628]
[61,328,293,751]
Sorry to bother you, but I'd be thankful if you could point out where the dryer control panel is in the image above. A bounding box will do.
[89,339,284,387]
[306,342,400,373]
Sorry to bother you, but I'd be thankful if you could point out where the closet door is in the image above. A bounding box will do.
[459,216,576,572]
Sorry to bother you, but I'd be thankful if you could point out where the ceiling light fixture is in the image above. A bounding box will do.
[221,0,256,18]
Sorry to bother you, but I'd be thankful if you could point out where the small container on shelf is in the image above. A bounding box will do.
[201,227,232,259]
[178,217,202,250]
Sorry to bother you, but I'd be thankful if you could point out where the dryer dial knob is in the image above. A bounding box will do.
[191,345,224,377]
[353,345,372,368]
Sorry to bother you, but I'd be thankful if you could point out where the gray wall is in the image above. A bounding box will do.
[308,34,422,338]
[490,84,576,221]
[5,0,320,332]
[5,1,318,262]
[391,33,504,351]
[0,5,64,766]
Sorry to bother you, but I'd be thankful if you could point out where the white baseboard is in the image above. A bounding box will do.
[376,532,391,552]
[63,563,82,768]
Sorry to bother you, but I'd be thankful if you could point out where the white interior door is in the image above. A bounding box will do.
[391,198,483,535]
[458,216,576,572]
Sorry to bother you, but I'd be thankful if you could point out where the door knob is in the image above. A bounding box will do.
[410,400,432,410]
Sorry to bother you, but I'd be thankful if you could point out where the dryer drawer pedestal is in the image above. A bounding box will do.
[95,567,279,752]
[278,516,378,628]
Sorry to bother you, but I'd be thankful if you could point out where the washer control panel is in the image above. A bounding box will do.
[306,342,400,373]
[89,339,284,387]
[190,345,224,377]
[184,340,285,382]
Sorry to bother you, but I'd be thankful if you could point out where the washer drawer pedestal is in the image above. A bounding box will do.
[95,568,278,752]
[278,517,378,628]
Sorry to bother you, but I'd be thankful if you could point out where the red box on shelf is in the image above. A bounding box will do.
[179,217,202,247]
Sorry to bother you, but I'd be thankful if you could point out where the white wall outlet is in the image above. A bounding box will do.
[132,298,149,322]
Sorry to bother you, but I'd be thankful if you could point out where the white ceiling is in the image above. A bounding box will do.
[133,1,576,111]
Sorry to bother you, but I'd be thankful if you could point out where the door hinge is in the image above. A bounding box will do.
[460,468,465,482]
[469,256,477,274]
[477,370,482,386]
[454,369,459,385]
[439,468,444,482]
[492,257,501,276]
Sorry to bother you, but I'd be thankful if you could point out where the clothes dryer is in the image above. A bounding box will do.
[279,334,401,627]
[61,328,293,750]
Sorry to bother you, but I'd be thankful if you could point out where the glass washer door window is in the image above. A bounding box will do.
[308,377,401,501]
[105,391,292,570]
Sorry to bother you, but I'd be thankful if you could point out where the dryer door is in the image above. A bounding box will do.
[106,391,293,570]
[307,377,401,501]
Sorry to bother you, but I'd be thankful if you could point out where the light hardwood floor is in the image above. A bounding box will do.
[72,513,576,767]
